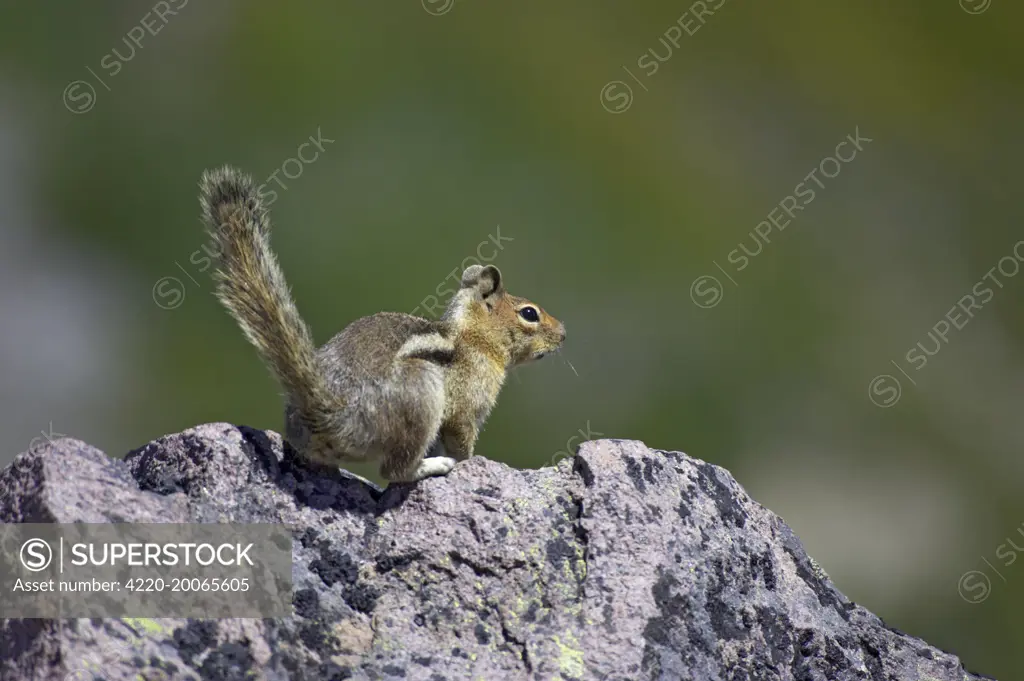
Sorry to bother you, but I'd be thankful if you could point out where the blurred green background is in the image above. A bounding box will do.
[1,0,1022,677]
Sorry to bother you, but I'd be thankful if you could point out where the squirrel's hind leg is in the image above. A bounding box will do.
[395,455,458,482]
[376,361,452,483]
[379,436,455,483]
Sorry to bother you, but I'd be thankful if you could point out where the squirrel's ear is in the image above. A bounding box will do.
[461,265,503,299]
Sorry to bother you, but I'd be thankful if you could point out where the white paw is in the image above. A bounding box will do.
[412,456,457,480]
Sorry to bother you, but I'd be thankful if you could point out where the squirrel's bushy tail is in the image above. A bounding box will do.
[199,166,343,446]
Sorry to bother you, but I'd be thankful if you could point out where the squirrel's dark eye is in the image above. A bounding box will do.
[518,306,540,323]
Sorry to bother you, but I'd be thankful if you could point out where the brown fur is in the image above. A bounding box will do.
[199,166,565,482]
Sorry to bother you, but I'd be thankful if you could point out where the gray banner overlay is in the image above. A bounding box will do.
[0,523,292,617]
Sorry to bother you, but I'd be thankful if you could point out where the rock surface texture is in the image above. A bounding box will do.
[0,423,990,681]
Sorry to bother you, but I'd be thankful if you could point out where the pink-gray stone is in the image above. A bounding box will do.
[0,423,992,681]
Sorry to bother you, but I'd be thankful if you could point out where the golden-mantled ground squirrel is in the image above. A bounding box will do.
[198,166,566,483]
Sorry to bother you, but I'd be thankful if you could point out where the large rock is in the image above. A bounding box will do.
[0,423,991,681]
